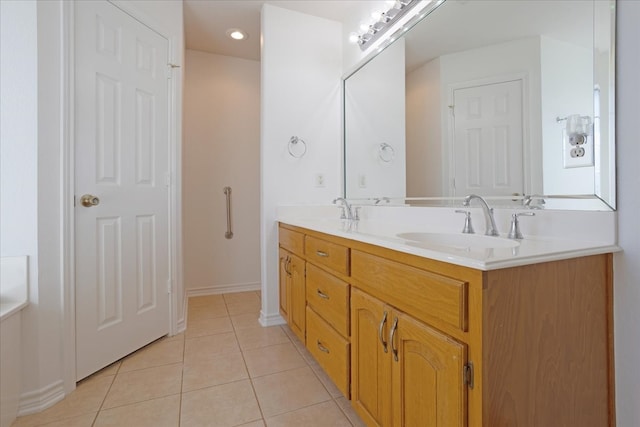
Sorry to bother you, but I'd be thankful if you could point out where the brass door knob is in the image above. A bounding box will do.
[80,194,100,207]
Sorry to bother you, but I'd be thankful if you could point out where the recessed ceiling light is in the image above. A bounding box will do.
[226,28,248,41]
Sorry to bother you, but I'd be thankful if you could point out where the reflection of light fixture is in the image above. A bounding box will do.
[350,0,443,51]
[226,29,247,41]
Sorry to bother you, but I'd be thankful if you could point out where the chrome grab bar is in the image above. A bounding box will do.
[224,186,233,239]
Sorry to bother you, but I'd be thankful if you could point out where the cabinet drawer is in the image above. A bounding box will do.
[306,306,350,398]
[352,250,468,332]
[279,226,304,255]
[305,236,350,276]
[306,264,350,338]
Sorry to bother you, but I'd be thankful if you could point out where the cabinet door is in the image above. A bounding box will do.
[288,253,306,343]
[351,288,391,427]
[278,248,290,321]
[391,311,467,427]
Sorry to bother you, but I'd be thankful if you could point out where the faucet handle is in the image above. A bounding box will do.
[508,212,535,239]
[353,207,361,221]
[455,210,475,234]
[336,206,347,220]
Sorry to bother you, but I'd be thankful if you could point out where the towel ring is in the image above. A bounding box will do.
[288,136,307,158]
[378,143,395,163]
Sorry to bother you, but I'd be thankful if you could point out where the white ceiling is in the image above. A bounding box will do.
[183,0,372,61]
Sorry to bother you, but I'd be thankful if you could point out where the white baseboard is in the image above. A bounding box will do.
[186,282,261,298]
[175,316,186,335]
[259,310,286,327]
[18,380,65,416]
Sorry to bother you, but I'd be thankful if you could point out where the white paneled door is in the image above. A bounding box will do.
[75,1,170,380]
[452,79,524,197]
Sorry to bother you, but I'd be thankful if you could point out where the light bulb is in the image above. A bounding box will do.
[348,32,360,44]
[371,10,383,20]
[226,29,247,41]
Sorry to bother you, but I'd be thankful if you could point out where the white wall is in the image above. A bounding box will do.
[0,0,38,261]
[406,57,442,196]
[345,38,406,199]
[260,4,342,325]
[0,2,38,425]
[540,36,594,195]
[1,0,185,415]
[183,50,261,295]
[614,1,640,425]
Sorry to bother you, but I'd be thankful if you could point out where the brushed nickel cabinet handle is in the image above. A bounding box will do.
[317,340,330,354]
[316,250,329,257]
[389,316,399,362]
[284,257,292,276]
[317,289,330,299]
[378,311,388,353]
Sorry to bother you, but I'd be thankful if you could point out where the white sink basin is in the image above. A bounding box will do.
[396,232,520,249]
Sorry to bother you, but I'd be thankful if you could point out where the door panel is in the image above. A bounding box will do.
[75,0,170,380]
[453,79,524,197]
[351,288,391,427]
[278,248,290,320]
[289,253,306,343]
[392,311,467,427]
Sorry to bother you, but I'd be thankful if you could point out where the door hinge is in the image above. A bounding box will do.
[449,104,455,117]
[463,362,474,389]
[166,63,180,79]
[167,279,173,295]
[165,172,171,187]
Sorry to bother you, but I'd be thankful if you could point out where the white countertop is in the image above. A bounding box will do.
[1,256,29,321]
[278,208,620,271]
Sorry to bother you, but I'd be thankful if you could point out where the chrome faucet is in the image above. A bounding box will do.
[462,194,499,236]
[523,195,546,209]
[333,197,355,221]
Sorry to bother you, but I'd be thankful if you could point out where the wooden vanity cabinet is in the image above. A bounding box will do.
[278,228,306,344]
[279,224,352,396]
[351,264,467,427]
[278,223,614,427]
[304,234,352,397]
[350,246,613,427]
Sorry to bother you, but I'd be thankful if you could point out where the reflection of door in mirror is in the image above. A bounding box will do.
[451,79,523,197]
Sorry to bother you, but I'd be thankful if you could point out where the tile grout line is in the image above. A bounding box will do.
[229,296,268,426]
[178,331,187,427]
[91,360,121,424]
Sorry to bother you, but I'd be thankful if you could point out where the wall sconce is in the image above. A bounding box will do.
[351,0,432,51]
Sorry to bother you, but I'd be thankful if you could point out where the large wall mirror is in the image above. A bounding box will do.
[344,0,616,210]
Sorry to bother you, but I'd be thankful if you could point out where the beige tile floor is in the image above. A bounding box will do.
[12,291,366,427]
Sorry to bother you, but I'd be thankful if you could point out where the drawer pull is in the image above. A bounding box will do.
[317,340,330,354]
[316,250,329,258]
[378,311,388,353]
[316,289,330,299]
[390,316,399,362]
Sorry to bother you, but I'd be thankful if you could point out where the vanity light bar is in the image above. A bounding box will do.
[356,0,420,51]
